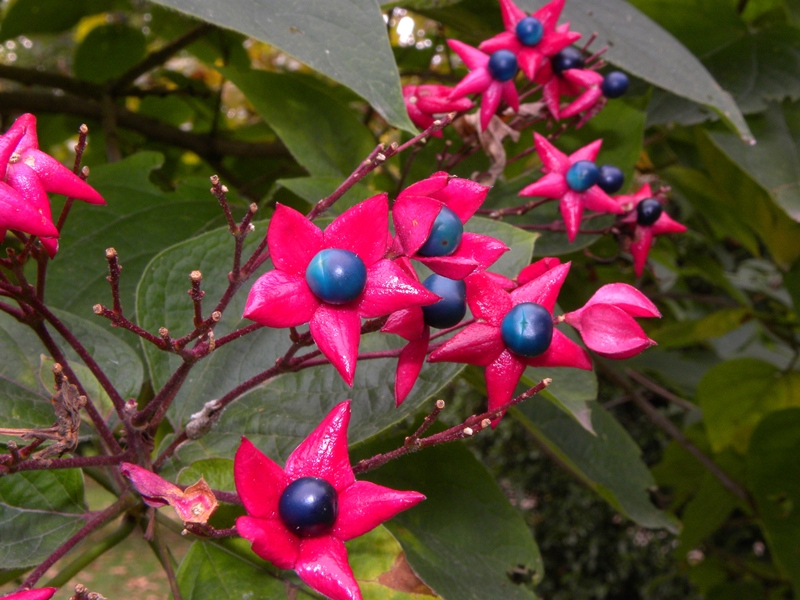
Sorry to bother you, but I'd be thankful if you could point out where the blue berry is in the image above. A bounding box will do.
[601,71,629,98]
[515,17,543,46]
[565,160,600,192]
[636,198,663,226]
[501,303,553,358]
[487,50,519,82]
[278,477,338,537]
[551,47,584,75]
[596,165,624,194]
[306,248,367,305]
[421,274,467,329]
[417,206,463,257]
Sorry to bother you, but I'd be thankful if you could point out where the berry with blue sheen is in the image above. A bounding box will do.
[565,160,600,192]
[601,71,629,98]
[417,206,463,257]
[488,50,519,82]
[501,303,554,358]
[421,274,467,329]
[515,16,544,46]
[597,165,624,194]
[551,47,585,75]
[306,248,367,305]
[278,477,338,537]
[636,198,663,226]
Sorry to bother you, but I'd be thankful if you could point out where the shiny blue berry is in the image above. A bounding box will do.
[601,71,629,99]
[565,160,600,192]
[306,248,367,305]
[417,206,463,257]
[551,47,584,75]
[487,50,519,82]
[278,477,338,537]
[515,17,543,46]
[596,164,624,194]
[501,303,554,358]
[421,274,467,329]
[636,198,663,226]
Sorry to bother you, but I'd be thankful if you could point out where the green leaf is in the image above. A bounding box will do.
[464,216,538,279]
[649,307,752,349]
[747,408,800,592]
[47,152,224,321]
[0,0,108,40]
[697,126,800,267]
[148,0,414,131]
[697,358,800,453]
[516,0,752,142]
[73,22,147,83]
[363,440,542,600]
[276,176,376,213]
[222,68,377,178]
[521,366,598,433]
[515,396,679,531]
[0,469,86,569]
[707,103,800,223]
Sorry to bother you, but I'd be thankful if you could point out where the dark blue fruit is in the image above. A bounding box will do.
[551,46,584,75]
[417,206,463,257]
[596,164,624,194]
[487,50,519,82]
[601,71,629,98]
[515,17,544,46]
[278,477,338,537]
[421,274,467,329]
[501,302,553,358]
[636,198,663,226]
[565,160,600,192]
[306,248,367,304]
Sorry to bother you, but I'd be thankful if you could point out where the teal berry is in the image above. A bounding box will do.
[597,165,624,194]
[501,303,554,358]
[636,198,663,226]
[565,160,600,192]
[306,248,367,304]
[278,477,338,537]
[515,16,543,46]
[551,46,584,75]
[421,274,467,329]
[601,71,629,98]
[417,206,463,257]
[488,50,519,82]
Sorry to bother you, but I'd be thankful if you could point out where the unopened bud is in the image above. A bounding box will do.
[159,327,170,338]
[463,427,474,436]
[542,378,553,387]
[249,202,258,213]
[435,399,445,409]
[105,248,117,259]
[211,311,221,322]
[93,304,103,314]
[81,165,90,177]
[190,270,202,282]
[79,124,89,135]
[481,419,492,429]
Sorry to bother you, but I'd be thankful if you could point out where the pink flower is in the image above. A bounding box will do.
[446,40,521,131]
[235,401,425,600]
[535,59,604,120]
[563,283,660,359]
[392,172,508,279]
[429,264,591,418]
[120,462,219,524]
[518,134,624,242]
[243,195,438,386]
[616,183,687,276]
[1,589,57,600]
[1,114,105,256]
[479,0,580,81]
[403,85,473,137]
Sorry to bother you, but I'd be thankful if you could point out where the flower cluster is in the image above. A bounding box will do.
[1,113,105,256]
[235,401,424,600]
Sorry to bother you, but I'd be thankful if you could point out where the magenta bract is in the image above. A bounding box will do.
[403,84,474,136]
[235,401,425,600]
[0,589,57,600]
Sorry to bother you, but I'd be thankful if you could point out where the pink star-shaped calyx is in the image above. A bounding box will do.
[518,133,623,242]
[616,183,687,276]
[243,195,438,386]
[446,40,521,131]
[534,52,604,120]
[1,114,105,256]
[429,263,591,418]
[393,171,508,279]
[479,0,581,81]
[563,283,660,359]
[235,401,425,600]
[403,85,474,137]
[1,589,57,600]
